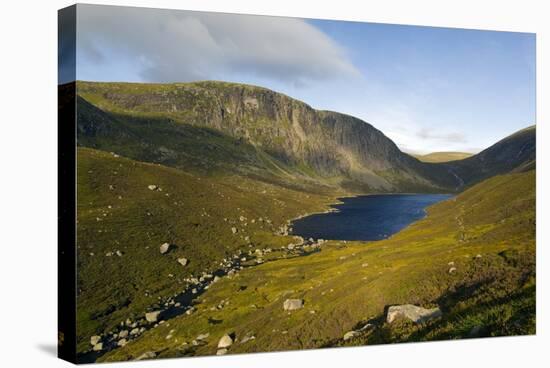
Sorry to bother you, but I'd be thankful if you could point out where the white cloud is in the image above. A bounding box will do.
[76,4,359,85]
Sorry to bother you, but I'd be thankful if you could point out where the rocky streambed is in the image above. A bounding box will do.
[78,237,323,363]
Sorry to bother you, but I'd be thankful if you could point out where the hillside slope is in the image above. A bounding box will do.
[99,167,535,362]
[413,151,473,163]
[447,126,535,187]
[76,81,457,192]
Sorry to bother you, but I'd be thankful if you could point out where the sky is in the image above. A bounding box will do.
[62,4,536,154]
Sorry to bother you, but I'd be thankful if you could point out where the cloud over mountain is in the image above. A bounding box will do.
[76,5,359,85]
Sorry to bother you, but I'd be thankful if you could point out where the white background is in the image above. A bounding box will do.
[0,0,547,367]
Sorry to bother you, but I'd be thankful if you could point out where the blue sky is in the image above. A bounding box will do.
[68,4,536,154]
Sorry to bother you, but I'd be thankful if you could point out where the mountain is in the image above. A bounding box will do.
[446,125,536,188]
[75,81,457,193]
[412,151,473,163]
[74,81,534,193]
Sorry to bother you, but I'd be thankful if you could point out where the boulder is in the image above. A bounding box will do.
[159,243,172,254]
[386,304,442,324]
[178,257,188,267]
[218,333,234,348]
[90,335,101,346]
[283,298,304,311]
[145,311,161,323]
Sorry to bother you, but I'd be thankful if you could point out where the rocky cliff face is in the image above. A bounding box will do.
[77,81,451,192]
[75,81,534,193]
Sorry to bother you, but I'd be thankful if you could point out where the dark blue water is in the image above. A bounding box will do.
[291,194,452,241]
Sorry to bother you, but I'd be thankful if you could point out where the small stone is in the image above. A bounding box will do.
[117,338,127,347]
[231,227,238,234]
[343,331,359,341]
[118,330,129,338]
[218,333,234,348]
[240,335,255,344]
[135,351,156,361]
[216,348,228,356]
[178,257,188,267]
[148,185,158,191]
[90,335,101,346]
[130,328,140,335]
[159,243,172,254]
[196,333,209,340]
[283,299,304,311]
[92,342,103,351]
[145,311,161,323]
[449,267,457,274]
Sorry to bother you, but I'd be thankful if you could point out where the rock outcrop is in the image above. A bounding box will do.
[386,304,442,324]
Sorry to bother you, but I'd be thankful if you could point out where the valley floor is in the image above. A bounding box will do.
[75,148,535,363]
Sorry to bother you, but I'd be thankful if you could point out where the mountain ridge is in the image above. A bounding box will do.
[73,80,534,193]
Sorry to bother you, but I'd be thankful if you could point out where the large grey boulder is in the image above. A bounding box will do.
[145,311,161,323]
[386,304,442,324]
[283,299,304,311]
[217,333,234,348]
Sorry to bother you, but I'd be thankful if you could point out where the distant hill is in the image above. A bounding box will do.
[412,151,473,163]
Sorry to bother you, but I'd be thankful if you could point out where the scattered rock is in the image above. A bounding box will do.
[196,333,209,340]
[130,328,140,335]
[216,348,228,356]
[135,351,156,361]
[240,335,255,344]
[343,331,360,341]
[475,254,483,259]
[283,298,304,311]
[231,227,238,234]
[118,330,129,338]
[218,333,234,348]
[92,342,103,351]
[159,243,172,254]
[177,257,188,267]
[449,267,457,274]
[90,335,101,346]
[148,185,158,191]
[117,338,128,347]
[145,311,161,323]
[386,304,442,324]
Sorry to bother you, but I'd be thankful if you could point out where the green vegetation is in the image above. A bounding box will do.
[71,81,535,362]
[94,166,534,361]
[76,147,336,354]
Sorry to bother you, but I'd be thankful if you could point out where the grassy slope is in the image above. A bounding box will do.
[413,152,473,163]
[100,168,535,361]
[76,147,337,353]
